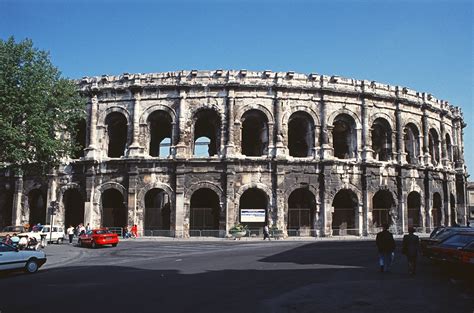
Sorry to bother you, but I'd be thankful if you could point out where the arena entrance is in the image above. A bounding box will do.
[332,189,358,236]
[287,188,316,236]
[102,189,127,228]
[144,188,171,236]
[64,189,85,228]
[0,190,13,228]
[190,188,221,237]
[28,189,46,226]
[407,191,421,228]
[239,188,268,235]
[432,192,442,227]
[372,190,394,231]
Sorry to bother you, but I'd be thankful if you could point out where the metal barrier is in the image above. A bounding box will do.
[144,229,176,237]
[287,229,319,237]
[189,229,225,237]
[331,228,360,236]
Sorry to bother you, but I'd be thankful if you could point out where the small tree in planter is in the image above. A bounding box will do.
[229,224,249,240]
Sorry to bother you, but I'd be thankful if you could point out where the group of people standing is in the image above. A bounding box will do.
[123,225,138,239]
[376,224,419,275]
[66,223,90,244]
[2,233,40,250]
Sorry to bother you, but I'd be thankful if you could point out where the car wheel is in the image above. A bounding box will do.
[25,259,39,274]
[57,238,63,244]
[112,243,117,247]
[91,241,97,249]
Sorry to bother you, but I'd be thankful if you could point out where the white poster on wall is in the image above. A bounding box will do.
[240,209,266,223]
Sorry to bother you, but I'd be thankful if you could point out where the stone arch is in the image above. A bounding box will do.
[97,106,131,127]
[93,182,127,206]
[190,107,222,157]
[281,105,320,129]
[138,182,174,210]
[329,112,359,159]
[236,103,274,125]
[402,118,423,136]
[286,111,316,157]
[371,189,397,229]
[368,111,395,129]
[331,188,359,235]
[327,108,362,129]
[139,104,177,125]
[235,183,273,208]
[371,117,393,161]
[184,181,224,207]
[60,184,85,229]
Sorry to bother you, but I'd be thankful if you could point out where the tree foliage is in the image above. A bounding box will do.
[0,37,85,172]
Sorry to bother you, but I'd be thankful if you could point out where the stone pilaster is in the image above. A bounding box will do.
[175,90,188,158]
[127,88,144,157]
[320,95,332,159]
[84,93,99,159]
[274,91,286,158]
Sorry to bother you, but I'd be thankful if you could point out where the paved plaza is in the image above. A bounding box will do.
[0,239,473,313]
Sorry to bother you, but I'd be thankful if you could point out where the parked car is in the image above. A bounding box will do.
[420,226,474,256]
[78,229,119,248]
[18,225,65,245]
[427,232,474,268]
[0,242,47,273]
[0,225,28,238]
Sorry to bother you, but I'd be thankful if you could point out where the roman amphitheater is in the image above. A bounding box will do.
[0,70,469,237]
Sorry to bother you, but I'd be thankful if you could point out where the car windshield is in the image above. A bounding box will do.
[440,234,474,248]
[95,230,112,235]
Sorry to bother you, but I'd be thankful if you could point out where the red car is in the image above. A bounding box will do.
[428,232,474,267]
[78,229,119,248]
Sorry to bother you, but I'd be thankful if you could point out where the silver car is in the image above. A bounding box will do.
[0,242,47,273]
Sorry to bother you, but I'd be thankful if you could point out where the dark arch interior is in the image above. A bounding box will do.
[332,189,357,234]
[102,189,127,228]
[428,129,440,165]
[0,190,13,228]
[372,190,394,227]
[239,188,268,228]
[190,188,220,231]
[371,118,392,161]
[288,112,314,157]
[432,193,442,227]
[148,111,172,157]
[333,114,356,159]
[407,191,421,228]
[242,110,268,156]
[73,119,87,159]
[288,188,316,232]
[64,189,85,228]
[446,134,453,162]
[105,112,128,158]
[450,193,456,225]
[194,109,221,157]
[145,188,170,230]
[28,189,46,225]
[404,124,419,164]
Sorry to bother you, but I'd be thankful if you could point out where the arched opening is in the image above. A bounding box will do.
[148,110,172,157]
[332,189,358,235]
[288,112,315,157]
[102,189,127,228]
[239,188,268,231]
[446,134,453,163]
[404,123,420,164]
[241,110,269,156]
[144,188,171,234]
[332,114,356,159]
[0,190,13,228]
[193,109,221,157]
[432,192,442,227]
[450,193,456,225]
[105,112,128,158]
[287,188,316,236]
[73,119,87,159]
[64,189,85,228]
[428,129,440,165]
[371,118,392,161]
[28,189,46,225]
[407,191,421,228]
[190,188,220,236]
[372,190,394,229]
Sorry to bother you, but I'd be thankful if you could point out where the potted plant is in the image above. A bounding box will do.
[229,224,248,239]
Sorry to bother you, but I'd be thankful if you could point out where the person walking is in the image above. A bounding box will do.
[376,223,396,272]
[263,225,271,241]
[131,224,138,238]
[67,225,75,244]
[402,226,420,275]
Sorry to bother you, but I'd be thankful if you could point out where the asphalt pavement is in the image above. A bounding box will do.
[0,238,472,313]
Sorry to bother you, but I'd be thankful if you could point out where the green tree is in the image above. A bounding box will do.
[0,37,85,172]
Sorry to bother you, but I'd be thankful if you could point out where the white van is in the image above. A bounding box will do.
[19,225,65,245]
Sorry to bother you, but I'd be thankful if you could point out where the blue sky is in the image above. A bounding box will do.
[1,0,472,171]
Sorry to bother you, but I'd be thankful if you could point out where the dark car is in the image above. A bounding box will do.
[427,232,474,270]
[420,226,473,257]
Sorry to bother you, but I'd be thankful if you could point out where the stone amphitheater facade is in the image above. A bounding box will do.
[0,70,469,237]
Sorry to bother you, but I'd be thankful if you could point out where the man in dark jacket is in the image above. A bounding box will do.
[376,223,396,272]
[402,226,419,275]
